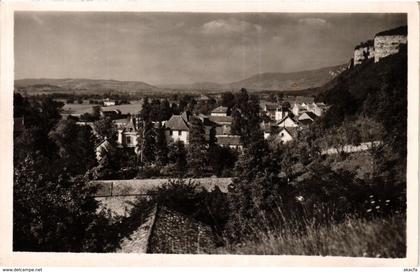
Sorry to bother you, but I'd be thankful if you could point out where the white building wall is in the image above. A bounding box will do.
[165,130,189,145]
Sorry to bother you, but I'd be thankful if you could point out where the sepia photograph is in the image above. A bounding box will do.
[1,1,419,268]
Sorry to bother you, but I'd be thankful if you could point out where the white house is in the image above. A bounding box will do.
[103,98,116,107]
[275,108,292,121]
[117,117,139,150]
[277,127,297,144]
[292,103,307,116]
[164,113,191,145]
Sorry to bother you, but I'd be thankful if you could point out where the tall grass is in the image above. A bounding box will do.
[216,215,405,257]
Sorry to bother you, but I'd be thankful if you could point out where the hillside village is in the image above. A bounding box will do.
[13,21,409,257]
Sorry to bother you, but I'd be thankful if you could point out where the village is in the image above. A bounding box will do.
[10,10,411,260]
[69,94,329,160]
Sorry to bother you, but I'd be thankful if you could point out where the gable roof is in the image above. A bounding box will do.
[299,111,317,121]
[277,115,299,126]
[121,117,138,132]
[165,115,190,131]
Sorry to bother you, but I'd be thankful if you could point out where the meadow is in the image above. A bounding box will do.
[60,100,143,116]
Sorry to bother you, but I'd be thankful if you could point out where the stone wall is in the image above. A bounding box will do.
[374,35,407,63]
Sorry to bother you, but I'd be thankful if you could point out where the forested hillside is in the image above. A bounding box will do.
[316,46,407,157]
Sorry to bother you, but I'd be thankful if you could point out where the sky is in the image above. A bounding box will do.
[15,12,406,85]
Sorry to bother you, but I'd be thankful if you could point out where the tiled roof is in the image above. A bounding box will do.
[211,106,228,114]
[299,111,317,120]
[208,115,233,124]
[277,115,299,126]
[119,117,138,133]
[165,115,190,131]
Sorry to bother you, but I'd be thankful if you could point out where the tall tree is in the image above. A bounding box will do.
[187,117,210,177]
[167,140,188,175]
[155,124,169,166]
[231,88,262,147]
[137,120,156,165]
[49,119,96,175]
[93,117,116,143]
[14,153,109,252]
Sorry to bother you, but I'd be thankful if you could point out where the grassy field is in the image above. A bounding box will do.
[216,215,406,257]
[61,100,143,116]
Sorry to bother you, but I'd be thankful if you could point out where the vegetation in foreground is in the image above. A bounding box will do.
[12,50,407,256]
[216,215,405,257]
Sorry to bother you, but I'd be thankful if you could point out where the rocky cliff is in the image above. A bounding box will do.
[353,26,407,66]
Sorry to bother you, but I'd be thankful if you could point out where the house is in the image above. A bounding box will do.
[211,106,229,117]
[260,122,279,139]
[262,102,278,120]
[292,103,307,116]
[117,117,139,150]
[304,102,327,116]
[208,115,233,137]
[113,118,130,129]
[277,115,299,128]
[298,111,318,126]
[276,127,298,144]
[95,138,110,161]
[216,135,242,150]
[103,98,116,107]
[275,108,293,121]
[164,112,191,145]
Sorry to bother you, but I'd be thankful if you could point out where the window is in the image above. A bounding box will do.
[126,136,131,144]
[169,130,173,136]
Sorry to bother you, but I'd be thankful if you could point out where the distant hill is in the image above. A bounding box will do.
[15,64,347,95]
[159,64,348,92]
[226,64,348,91]
[15,78,159,94]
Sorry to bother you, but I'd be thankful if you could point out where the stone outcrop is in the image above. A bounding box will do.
[353,26,407,66]
[354,40,374,65]
[374,27,407,63]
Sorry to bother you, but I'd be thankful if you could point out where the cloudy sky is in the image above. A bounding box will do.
[15,12,406,85]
